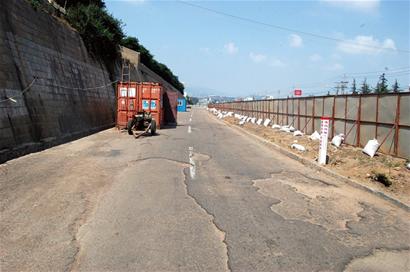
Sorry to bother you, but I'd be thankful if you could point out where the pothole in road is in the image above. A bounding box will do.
[344,249,410,272]
[253,171,364,231]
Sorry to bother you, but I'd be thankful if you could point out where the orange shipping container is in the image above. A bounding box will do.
[116,82,179,129]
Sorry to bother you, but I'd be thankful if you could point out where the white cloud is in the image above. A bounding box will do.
[321,0,380,12]
[224,42,239,55]
[269,58,286,67]
[249,52,267,63]
[289,34,303,48]
[309,54,322,62]
[337,35,397,54]
[325,63,344,71]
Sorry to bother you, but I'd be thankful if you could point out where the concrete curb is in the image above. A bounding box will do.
[210,113,410,212]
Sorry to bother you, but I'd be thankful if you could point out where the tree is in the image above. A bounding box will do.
[360,78,371,94]
[351,78,358,94]
[374,73,389,93]
[66,4,124,66]
[392,79,400,93]
[56,0,105,8]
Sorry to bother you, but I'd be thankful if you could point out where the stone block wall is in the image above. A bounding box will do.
[0,0,116,163]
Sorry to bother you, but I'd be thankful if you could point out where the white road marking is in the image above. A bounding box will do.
[188,146,196,179]
[188,125,192,133]
[189,117,192,122]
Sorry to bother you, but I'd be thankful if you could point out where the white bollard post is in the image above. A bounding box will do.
[318,117,330,165]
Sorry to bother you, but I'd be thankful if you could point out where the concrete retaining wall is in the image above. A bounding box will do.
[0,0,116,163]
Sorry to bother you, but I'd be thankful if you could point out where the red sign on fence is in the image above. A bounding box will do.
[294,89,302,96]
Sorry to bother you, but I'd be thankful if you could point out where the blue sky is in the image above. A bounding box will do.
[105,0,410,97]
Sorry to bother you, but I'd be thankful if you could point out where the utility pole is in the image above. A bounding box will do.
[334,82,340,95]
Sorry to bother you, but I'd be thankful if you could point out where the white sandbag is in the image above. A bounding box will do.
[272,124,281,129]
[239,119,246,125]
[331,134,344,147]
[256,119,263,125]
[280,126,291,133]
[291,143,306,152]
[263,119,271,127]
[251,118,256,124]
[289,126,296,132]
[309,131,320,141]
[407,163,410,170]
[246,117,252,122]
[293,130,303,136]
[362,139,380,157]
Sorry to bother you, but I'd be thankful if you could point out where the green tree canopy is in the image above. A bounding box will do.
[374,73,389,93]
[66,4,124,66]
[360,78,371,94]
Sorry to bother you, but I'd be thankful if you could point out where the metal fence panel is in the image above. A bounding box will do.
[379,95,397,124]
[361,96,377,122]
[335,97,346,119]
[400,94,410,126]
[398,128,410,158]
[212,92,409,158]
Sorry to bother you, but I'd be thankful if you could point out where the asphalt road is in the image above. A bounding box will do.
[1,107,409,271]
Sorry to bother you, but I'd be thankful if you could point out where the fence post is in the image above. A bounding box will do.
[356,95,362,147]
[312,97,315,133]
[297,98,301,130]
[344,96,348,136]
[394,93,401,156]
[331,95,336,138]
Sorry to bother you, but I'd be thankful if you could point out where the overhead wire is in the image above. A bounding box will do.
[177,0,410,54]
[0,77,119,104]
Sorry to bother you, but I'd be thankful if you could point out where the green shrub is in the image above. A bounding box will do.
[371,172,392,187]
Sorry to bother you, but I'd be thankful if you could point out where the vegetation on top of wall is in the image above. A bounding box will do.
[121,36,184,93]
[65,4,124,70]
[62,1,184,93]
[55,0,105,8]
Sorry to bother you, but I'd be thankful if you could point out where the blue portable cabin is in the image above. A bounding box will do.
[177,97,187,112]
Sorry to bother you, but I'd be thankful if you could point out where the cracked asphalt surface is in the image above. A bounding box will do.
[1,107,409,271]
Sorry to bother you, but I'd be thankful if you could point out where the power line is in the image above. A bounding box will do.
[177,0,410,54]
[0,77,119,104]
[341,67,410,76]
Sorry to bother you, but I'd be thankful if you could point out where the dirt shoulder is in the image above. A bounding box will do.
[221,116,410,206]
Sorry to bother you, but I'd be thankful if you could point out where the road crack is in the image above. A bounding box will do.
[182,167,231,272]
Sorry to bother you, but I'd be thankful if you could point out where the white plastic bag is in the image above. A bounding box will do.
[331,134,344,147]
[272,124,281,129]
[293,130,303,136]
[309,131,320,141]
[256,119,263,125]
[251,118,256,124]
[291,143,306,152]
[362,139,380,157]
[263,119,271,127]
